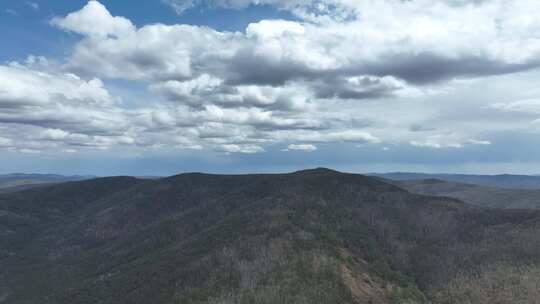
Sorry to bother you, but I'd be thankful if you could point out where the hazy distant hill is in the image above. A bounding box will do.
[0,173,94,193]
[372,172,540,189]
[1,169,540,304]
[390,178,540,209]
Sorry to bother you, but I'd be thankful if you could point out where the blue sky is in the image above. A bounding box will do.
[1,0,540,176]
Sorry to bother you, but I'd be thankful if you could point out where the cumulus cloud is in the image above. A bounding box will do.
[0,63,134,152]
[49,0,540,117]
[154,0,540,85]
[150,75,313,111]
[312,75,419,100]
[52,1,134,38]
[53,3,234,81]
[0,59,364,154]
[6,0,540,156]
[0,65,115,108]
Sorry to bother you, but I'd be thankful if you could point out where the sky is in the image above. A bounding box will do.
[1,0,540,176]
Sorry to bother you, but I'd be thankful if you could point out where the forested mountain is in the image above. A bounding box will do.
[389,178,540,209]
[372,172,540,189]
[1,169,540,304]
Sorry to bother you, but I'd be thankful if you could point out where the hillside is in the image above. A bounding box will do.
[372,172,540,189]
[390,178,540,209]
[1,169,540,303]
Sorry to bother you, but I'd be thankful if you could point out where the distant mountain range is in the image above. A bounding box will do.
[0,173,95,193]
[3,171,540,194]
[386,178,540,209]
[371,172,540,189]
[1,168,540,303]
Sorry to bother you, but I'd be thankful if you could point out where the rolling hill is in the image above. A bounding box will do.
[1,168,540,303]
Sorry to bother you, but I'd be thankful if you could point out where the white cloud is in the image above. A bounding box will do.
[218,144,264,154]
[52,0,134,38]
[54,0,540,88]
[296,130,381,144]
[53,3,236,81]
[62,148,79,153]
[19,148,41,154]
[410,140,463,149]
[410,136,491,149]
[0,137,13,147]
[0,63,134,152]
[5,9,17,16]
[26,2,39,11]
[284,144,318,152]
[8,0,540,157]
[162,0,194,14]
[0,64,115,108]
[40,129,70,140]
[530,119,540,129]
[491,99,540,114]
[467,139,491,145]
